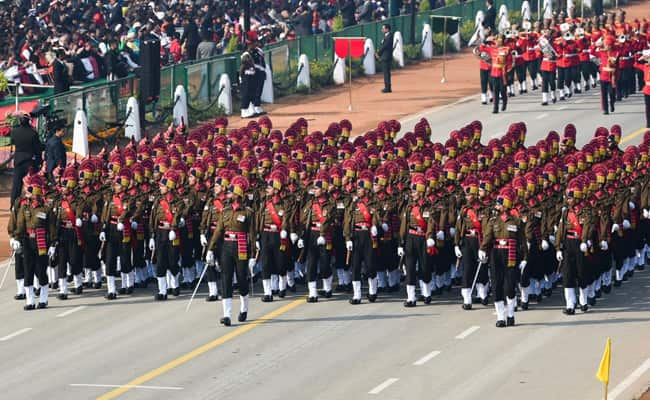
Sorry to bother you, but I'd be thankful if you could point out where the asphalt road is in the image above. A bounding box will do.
[0,87,649,400]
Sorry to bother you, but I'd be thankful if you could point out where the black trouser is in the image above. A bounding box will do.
[206,235,221,283]
[527,60,540,86]
[219,241,249,299]
[515,64,526,85]
[480,69,490,94]
[57,228,83,278]
[561,238,589,289]
[600,80,615,112]
[377,238,398,273]
[155,229,179,277]
[571,66,580,86]
[404,234,431,286]
[305,230,332,282]
[332,225,348,271]
[105,225,132,277]
[580,63,592,84]
[15,251,25,280]
[526,243,545,281]
[22,238,48,287]
[179,227,195,270]
[382,60,391,90]
[645,94,650,128]
[542,70,556,93]
[260,231,284,279]
[460,236,487,288]
[618,67,633,98]
[240,74,253,110]
[351,230,375,281]
[254,70,265,107]
[490,76,507,112]
[83,233,101,271]
[638,70,645,92]
[132,236,145,270]
[557,67,570,91]
[489,248,518,301]
[11,159,32,205]
[541,244,557,278]
[436,239,453,276]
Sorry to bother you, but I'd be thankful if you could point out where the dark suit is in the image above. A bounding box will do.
[10,124,43,204]
[377,32,394,91]
[53,59,70,94]
[483,6,496,32]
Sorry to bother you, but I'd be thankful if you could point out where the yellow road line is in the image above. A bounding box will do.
[97,299,304,400]
[620,126,648,144]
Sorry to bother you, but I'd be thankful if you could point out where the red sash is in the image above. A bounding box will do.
[267,201,289,251]
[507,239,517,267]
[62,199,84,248]
[412,206,428,231]
[567,210,583,238]
[213,199,224,212]
[161,199,180,246]
[358,201,377,249]
[113,196,131,244]
[36,227,47,256]
[226,231,249,261]
[313,202,332,250]
[466,208,481,231]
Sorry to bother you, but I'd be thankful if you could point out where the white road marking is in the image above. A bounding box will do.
[56,306,86,318]
[69,384,183,391]
[413,350,441,366]
[576,99,584,104]
[455,325,480,339]
[609,358,650,400]
[368,378,399,395]
[0,328,32,341]
[535,113,548,120]
[558,105,568,110]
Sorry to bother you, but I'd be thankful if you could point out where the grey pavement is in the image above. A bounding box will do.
[0,88,649,400]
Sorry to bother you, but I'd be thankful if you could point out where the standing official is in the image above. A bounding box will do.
[377,23,394,93]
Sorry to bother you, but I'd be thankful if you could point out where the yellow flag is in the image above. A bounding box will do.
[596,337,612,384]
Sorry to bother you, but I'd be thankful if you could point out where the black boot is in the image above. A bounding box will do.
[403,300,416,308]
[220,317,231,326]
[238,312,247,322]
[506,316,515,326]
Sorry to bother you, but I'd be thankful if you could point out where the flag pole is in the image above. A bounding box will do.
[348,39,353,111]
[604,382,608,400]
[441,16,448,83]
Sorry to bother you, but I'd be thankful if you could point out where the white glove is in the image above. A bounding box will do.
[10,238,21,251]
[587,240,592,248]
[527,241,531,250]
[370,225,378,236]
[255,241,260,251]
[149,238,155,251]
[454,245,462,258]
[478,249,487,263]
[436,230,445,241]
[290,233,298,244]
[280,230,288,239]
[381,223,389,232]
[623,219,631,230]
[579,242,588,253]
[397,246,404,257]
[611,223,620,233]
[549,235,556,245]
[131,220,138,230]
[644,209,650,219]
[248,258,257,274]
[48,246,56,259]
[90,214,98,223]
[556,250,563,262]
[541,240,550,251]
[168,230,176,241]
[179,217,186,228]
[346,240,353,252]
[426,238,435,248]
[317,236,326,246]
[297,239,304,249]
[99,232,106,242]
[75,218,83,228]
[200,234,208,247]
[628,201,636,210]
[600,241,608,251]
[116,222,124,231]
[449,227,456,237]
[206,250,215,265]
[519,260,527,271]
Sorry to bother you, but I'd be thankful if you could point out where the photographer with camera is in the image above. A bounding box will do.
[10,112,43,205]
[45,120,67,183]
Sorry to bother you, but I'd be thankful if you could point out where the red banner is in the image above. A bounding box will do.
[334,37,366,59]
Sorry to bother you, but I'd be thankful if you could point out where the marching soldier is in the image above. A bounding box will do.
[206,176,257,327]
[15,174,58,310]
[479,187,527,327]
[298,171,335,302]
[344,170,380,304]
[488,35,513,114]
[78,160,103,289]
[8,183,28,300]
[595,35,619,114]
[373,167,399,293]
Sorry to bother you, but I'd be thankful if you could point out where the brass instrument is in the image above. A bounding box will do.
[538,36,558,59]
[472,46,492,65]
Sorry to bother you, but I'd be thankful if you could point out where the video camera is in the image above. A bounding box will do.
[30,103,66,137]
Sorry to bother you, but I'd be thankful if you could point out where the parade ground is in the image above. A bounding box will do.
[2,1,650,398]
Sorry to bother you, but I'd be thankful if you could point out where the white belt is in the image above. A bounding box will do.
[227,233,237,239]
[498,240,508,246]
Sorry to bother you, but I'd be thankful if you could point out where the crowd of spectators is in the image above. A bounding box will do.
[0,0,414,96]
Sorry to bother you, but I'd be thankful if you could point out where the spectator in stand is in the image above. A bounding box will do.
[181,16,200,61]
[46,51,70,95]
[340,0,357,27]
[293,7,314,37]
[197,32,218,60]
[45,120,67,183]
